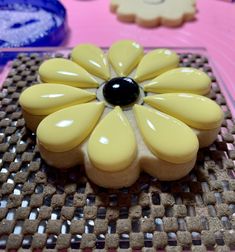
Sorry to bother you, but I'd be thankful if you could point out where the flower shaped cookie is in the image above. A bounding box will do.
[19,40,223,188]
[110,0,196,27]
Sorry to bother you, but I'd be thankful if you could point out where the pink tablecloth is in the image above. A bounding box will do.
[61,0,235,114]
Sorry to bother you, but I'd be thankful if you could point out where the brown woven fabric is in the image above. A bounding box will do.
[0,52,235,251]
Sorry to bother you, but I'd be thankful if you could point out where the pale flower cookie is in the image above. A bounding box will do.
[110,0,196,27]
[19,40,223,188]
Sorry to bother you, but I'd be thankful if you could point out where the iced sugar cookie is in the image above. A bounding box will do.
[19,40,223,188]
[110,0,196,27]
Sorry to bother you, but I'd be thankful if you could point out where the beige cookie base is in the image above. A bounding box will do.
[142,156,196,181]
[22,109,46,132]
[194,127,221,148]
[37,139,196,188]
[110,0,196,28]
[38,139,140,187]
[87,155,197,187]
[85,158,141,189]
[38,141,84,169]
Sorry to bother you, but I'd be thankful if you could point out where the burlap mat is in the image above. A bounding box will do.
[0,51,235,251]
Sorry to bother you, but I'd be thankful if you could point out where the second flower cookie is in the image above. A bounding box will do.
[110,0,196,28]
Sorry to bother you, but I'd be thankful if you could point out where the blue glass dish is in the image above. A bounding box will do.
[0,0,67,48]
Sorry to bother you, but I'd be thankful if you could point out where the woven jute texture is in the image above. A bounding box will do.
[0,52,235,252]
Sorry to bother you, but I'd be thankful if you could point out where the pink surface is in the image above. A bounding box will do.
[61,0,235,114]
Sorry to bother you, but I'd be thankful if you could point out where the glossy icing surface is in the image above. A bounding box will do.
[71,44,110,80]
[88,107,137,172]
[134,105,199,164]
[19,84,96,115]
[135,49,179,82]
[103,77,140,106]
[108,40,144,76]
[144,93,224,130]
[144,68,211,95]
[39,58,99,88]
[37,102,105,152]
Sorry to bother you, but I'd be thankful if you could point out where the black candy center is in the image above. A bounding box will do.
[103,77,140,106]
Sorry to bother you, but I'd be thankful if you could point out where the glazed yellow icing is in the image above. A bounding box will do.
[135,49,179,82]
[134,105,199,164]
[144,93,224,130]
[88,106,137,172]
[71,44,110,80]
[108,40,144,76]
[39,58,98,88]
[19,84,96,116]
[144,68,211,95]
[37,102,105,152]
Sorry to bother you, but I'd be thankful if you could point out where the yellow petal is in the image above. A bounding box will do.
[71,44,110,80]
[19,84,96,115]
[88,106,137,172]
[39,58,99,88]
[144,68,211,95]
[135,49,179,82]
[108,40,144,76]
[144,93,224,130]
[37,102,105,152]
[134,105,199,164]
